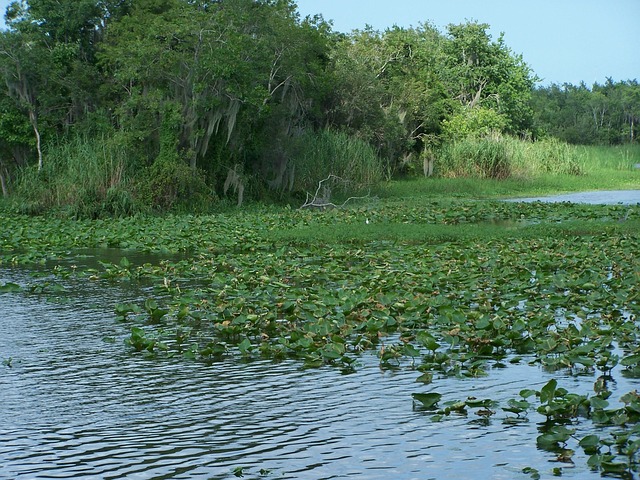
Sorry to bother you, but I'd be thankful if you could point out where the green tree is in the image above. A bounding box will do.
[532,79,639,145]
[442,21,536,137]
[0,29,48,170]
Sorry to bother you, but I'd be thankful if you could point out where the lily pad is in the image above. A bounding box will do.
[412,392,442,409]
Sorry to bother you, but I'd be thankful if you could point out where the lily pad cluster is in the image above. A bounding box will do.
[1,198,639,476]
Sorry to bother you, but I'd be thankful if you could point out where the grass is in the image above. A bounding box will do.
[378,143,640,201]
[286,129,383,192]
[578,144,640,172]
[8,134,137,217]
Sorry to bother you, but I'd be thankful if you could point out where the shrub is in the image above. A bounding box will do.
[441,106,509,141]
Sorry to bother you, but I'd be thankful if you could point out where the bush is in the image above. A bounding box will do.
[441,107,509,141]
[137,156,212,212]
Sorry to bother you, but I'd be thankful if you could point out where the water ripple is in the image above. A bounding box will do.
[1,267,633,479]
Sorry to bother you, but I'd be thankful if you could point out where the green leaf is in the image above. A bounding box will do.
[465,397,495,408]
[579,434,600,451]
[519,389,537,399]
[522,466,540,480]
[238,338,252,355]
[540,379,558,404]
[0,282,22,292]
[402,343,421,357]
[589,396,609,410]
[621,354,640,367]
[537,426,575,449]
[412,392,442,409]
[415,372,433,384]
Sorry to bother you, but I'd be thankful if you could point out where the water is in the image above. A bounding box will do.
[506,189,640,205]
[0,267,636,479]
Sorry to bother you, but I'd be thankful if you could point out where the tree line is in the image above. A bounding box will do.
[532,80,640,145]
[0,0,637,214]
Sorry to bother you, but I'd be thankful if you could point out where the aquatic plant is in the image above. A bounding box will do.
[1,191,639,476]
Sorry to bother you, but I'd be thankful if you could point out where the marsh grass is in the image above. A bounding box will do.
[436,136,511,179]
[436,136,583,180]
[506,137,583,176]
[287,129,383,193]
[380,142,639,201]
[578,144,640,172]
[12,135,137,217]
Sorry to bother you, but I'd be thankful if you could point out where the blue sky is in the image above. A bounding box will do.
[296,0,639,86]
[0,0,637,86]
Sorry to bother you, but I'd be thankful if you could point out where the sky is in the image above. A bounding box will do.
[295,0,640,86]
[0,0,637,86]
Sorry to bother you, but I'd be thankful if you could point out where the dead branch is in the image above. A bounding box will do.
[299,174,370,209]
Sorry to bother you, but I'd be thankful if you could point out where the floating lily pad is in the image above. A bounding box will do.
[412,392,442,409]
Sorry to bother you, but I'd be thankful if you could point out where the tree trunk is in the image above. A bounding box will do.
[0,166,8,197]
[28,109,43,171]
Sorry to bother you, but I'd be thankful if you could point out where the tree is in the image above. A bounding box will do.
[532,79,639,145]
[0,30,47,170]
[442,21,536,137]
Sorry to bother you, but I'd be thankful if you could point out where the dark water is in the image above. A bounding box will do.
[0,267,635,479]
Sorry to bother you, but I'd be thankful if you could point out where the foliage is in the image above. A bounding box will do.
[532,79,640,145]
[443,21,536,135]
[0,1,547,213]
[441,106,508,141]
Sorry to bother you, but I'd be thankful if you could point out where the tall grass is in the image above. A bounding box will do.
[436,135,583,180]
[13,135,137,217]
[380,141,639,201]
[507,137,583,176]
[578,144,640,173]
[287,129,383,194]
[436,136,511,179]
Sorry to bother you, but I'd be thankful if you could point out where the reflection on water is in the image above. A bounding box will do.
[0,268,633,479]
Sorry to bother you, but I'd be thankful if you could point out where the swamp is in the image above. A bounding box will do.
[1,182,639,479]
[1,0,639,477]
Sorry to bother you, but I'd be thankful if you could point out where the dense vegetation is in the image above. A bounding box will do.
[533,80,640,145]
[1,0,635,215]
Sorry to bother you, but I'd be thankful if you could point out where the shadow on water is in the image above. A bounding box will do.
[1,266,638,479]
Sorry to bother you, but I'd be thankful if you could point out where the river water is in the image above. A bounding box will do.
[0,264,636,479]
[506,189,640,205]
